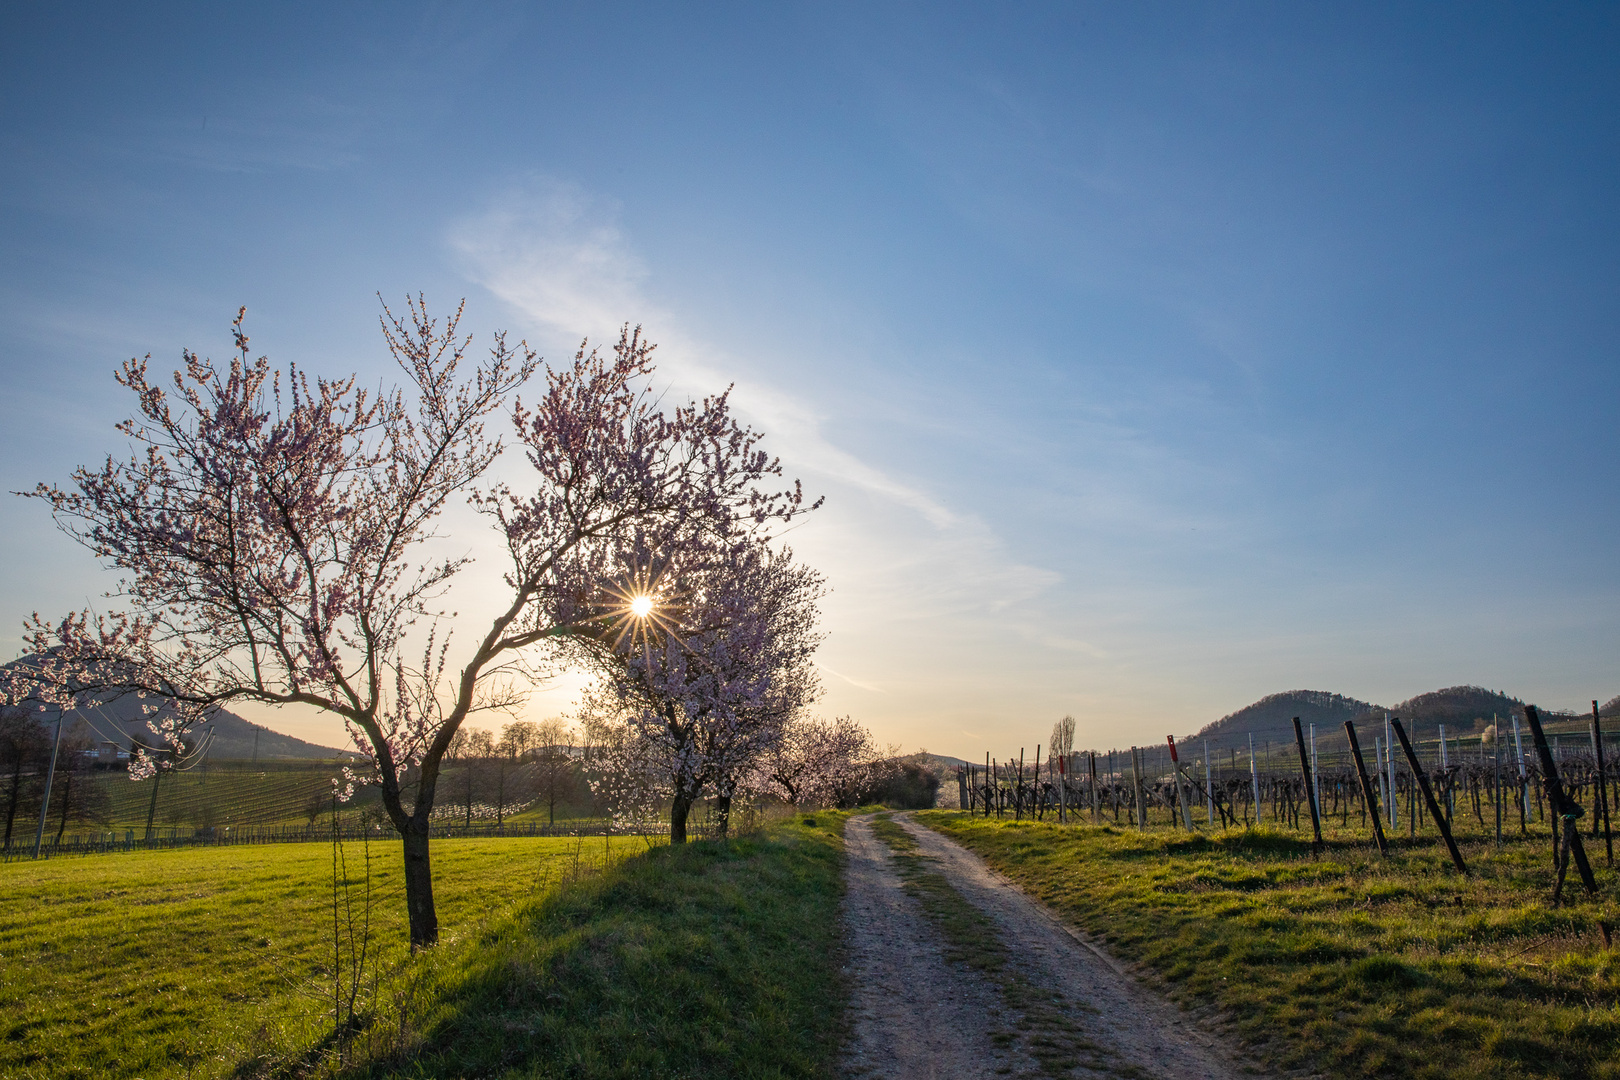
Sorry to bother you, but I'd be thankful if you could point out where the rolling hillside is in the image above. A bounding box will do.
[1185,684,1605,755]
[1187,690,1378,753]
[4,654,348,761]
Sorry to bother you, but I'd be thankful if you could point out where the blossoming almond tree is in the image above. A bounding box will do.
[568,539,825,841]
[759,714,875,808]
[10,300,814,946]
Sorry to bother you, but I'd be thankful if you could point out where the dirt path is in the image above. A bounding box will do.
[839,813,1256,1079]
[840,812,1033,1078]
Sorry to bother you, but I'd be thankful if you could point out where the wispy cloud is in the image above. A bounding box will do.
[446,178,1072,742]
[449,178,961,527]
[817,662,888,694]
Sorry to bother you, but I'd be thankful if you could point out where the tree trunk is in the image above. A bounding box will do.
[670,791,694,844]
[3,755,23,849]
[715,790,732,839]
[401,821,438,948]
[55,771,73,843]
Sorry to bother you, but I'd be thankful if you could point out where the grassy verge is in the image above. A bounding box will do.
[866,814,1144,1078]
[919,811,1620,1080]
[0,834,639,1079]
[328,812,849,1079]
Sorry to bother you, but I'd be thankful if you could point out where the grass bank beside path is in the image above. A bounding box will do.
[919,811,1620,1080]
[1,834,639,1080]
[333,812,849,1079]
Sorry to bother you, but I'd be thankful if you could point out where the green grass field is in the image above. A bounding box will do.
[0,832,641,1079]
[921,809,1620,1080]
[339,812,849,1079]
[2,812,848,1079]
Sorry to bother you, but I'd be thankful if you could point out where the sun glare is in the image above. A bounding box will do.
[630,595,654,618]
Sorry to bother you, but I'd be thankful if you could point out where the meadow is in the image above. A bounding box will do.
[921,810,1620,1079]
[2,814,847,1079]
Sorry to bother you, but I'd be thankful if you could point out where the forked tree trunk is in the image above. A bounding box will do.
[401,821,438,947]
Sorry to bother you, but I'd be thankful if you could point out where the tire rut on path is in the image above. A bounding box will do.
[839,812,1258,1080]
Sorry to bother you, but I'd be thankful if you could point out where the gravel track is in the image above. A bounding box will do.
[839,812,1257,1079]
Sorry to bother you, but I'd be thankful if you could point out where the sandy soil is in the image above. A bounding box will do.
[838,812,1257,1079]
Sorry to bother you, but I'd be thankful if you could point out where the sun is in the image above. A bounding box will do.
[630,594,654,618]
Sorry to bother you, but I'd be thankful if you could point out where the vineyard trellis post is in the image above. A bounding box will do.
[1513,716,1530,830]
[1391,718,1467,875]
[1591,701,1613,866]
[1248,734,1261,825]
[1053,752,1061,822]
[1167,736,1193,831]
[1309,723,1320,823]
[1445,725,1458,829]
[1130,747,1145,831]
[1204,740,1214,825]
[1493,718,1503,846]
[1384,714,1398,831]
[1017,748,1025,821]
[1292,717,1324,853]
[1524,705,1597,902]
[1344,721,1388,856]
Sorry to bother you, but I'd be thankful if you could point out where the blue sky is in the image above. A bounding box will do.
[2,3,1617,756]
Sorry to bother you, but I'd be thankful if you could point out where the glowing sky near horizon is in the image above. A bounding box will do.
[2,3,1618,758]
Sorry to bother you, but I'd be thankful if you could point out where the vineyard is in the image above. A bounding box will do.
[31,755,600,850]
[90,759,376,831]
[958,706,1618,883]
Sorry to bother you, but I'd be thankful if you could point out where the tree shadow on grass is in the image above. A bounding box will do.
[320,827,845,1080]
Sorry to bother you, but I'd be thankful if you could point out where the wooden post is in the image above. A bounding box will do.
[1391,719,1467,874]
[1168,736,1193,831]
[1088,751,1099,823]
[1111,750,1120,822]
[1056,751,1067,824]
[1525,705,1598,898]
[1292,717,1324,852]
[1345,721,1388,855]
[1018,748,1026,820]
[1033,745,1042,821]
[1131,747,1146,830]
[1204,739,1214,825]
[1592,701,1613,867]
[1309,722,1321,822]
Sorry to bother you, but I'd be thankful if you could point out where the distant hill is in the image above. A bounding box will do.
[1189,690,1378,753]
[55,693,350,761]
[1183,684,1606,756]
[1384,686,1525,733]
[4,652,351,760]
